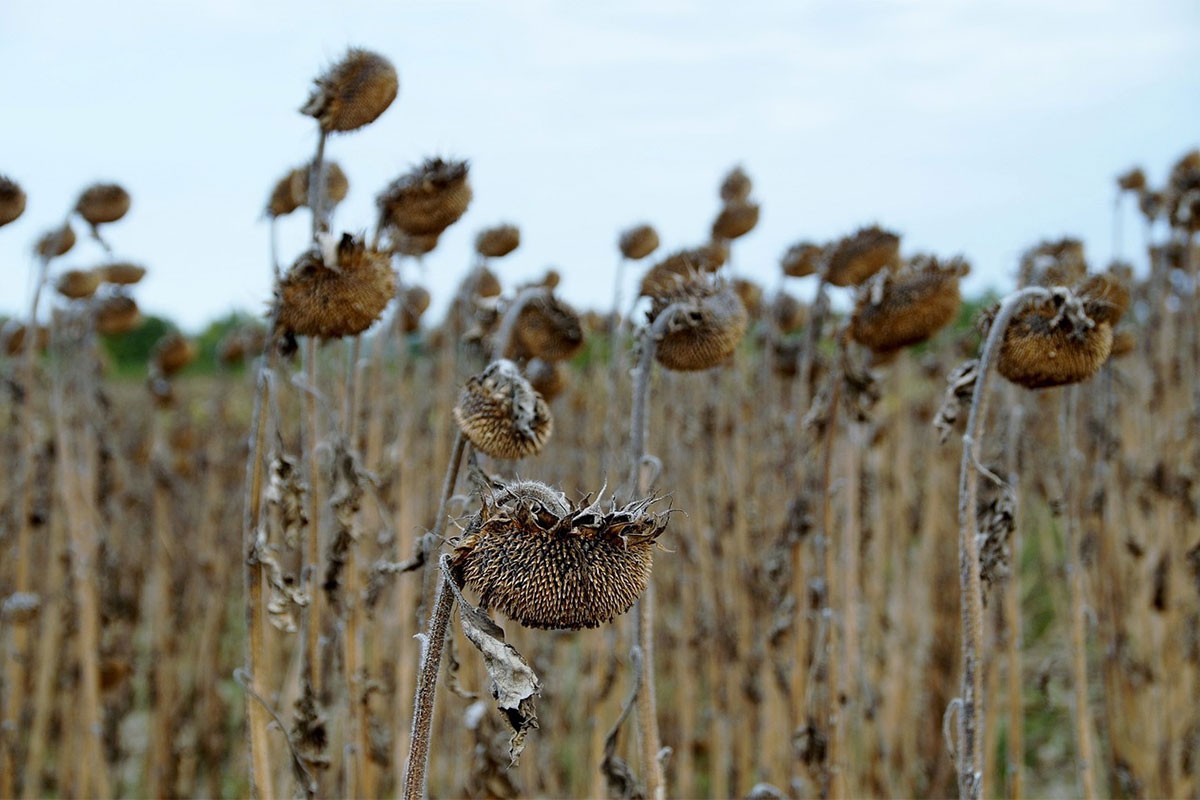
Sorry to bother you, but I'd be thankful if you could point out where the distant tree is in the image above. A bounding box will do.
[101,314,173,374]
[194,310,260,371]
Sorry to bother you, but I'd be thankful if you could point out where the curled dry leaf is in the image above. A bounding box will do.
[934,359,979,445]
[439,556,540,765]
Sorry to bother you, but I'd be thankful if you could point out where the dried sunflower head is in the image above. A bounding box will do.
[454,359,553,459]
[99,261,147,286]
[35,224,75,259]
[152,332,197,377]
[849,255,968,353]
[1166,151,1200,232]
[638,242,729,297]
[75,182,131,227]
[731,277,764,318]
[450,479,668,630]
[475,224,521,259]
[1109,328,1135,359]
[523,357,566,402]
[0,176,26,228]
[648,274,749,371]
[719,165,752,204]
[398,285,431,333]
[1116,167,1146,193]
[994,286,1114,390]
[274,233,396,340]
[781,241,822,278]
[2,322,49,357]
[770,291,807,333]
[712,200,760,241]
[55,268,103,300]
[288,161,350,212]
[618,223,660,261]
[1019,237,1088,288]
[824,226,901,287]
[506,293,584,362]
[96,295,142,335]
[300,48,398,133]
[376,157,472,237]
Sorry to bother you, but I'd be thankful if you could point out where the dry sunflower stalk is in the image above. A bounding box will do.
[453,359,553,460]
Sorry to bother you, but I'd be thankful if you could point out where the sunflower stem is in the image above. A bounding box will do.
[402,571,455,800]
[956,286,1050,800]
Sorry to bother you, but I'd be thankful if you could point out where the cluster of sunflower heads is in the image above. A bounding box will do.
[450,477,669,630]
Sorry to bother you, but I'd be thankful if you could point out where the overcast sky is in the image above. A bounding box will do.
[2,0,1198,331]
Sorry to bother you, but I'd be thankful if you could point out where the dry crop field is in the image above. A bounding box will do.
[1,48,1199,800]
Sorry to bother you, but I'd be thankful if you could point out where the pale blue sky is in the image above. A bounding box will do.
[2,1,1198,330]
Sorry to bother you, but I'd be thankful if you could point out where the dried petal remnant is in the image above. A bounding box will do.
[301,48,398,133]
[451,480,668,630]
[454,360,553,459]
[275,233,396,339]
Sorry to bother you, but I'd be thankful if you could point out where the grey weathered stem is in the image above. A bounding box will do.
[1061,386,1097,800]
[623,304,684,800]
[308,131,329,241]
[402,566,456,800]
[1001,391,1025,800]
[957,286,1050,800]
[799,273,830,406]
[492,286,548,362]
[302,339,324,696]
[413,430,467,627]
[242,355,276,800]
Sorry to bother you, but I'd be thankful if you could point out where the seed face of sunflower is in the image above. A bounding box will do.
[36,224,76,258]
[454,359,553,459]
[650,276,749,371]
[781,241,822,278]
[376,157,472,237]
[825,226,901,287]
[56,269,103,300]
[619,224,660,261]
[996,290,1114,389]
[75,183,131,227]
[712,200,760,241]
[0,176,26,227]
[509,294,584,362]
[275,233,396,340]
[850,255,967,353]
[475,224,521,258]
[301,48,398,133]
[451,481,668,630]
